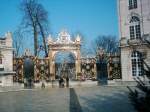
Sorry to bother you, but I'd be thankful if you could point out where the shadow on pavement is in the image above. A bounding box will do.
[70,88,82,112]
[79,90,136,112]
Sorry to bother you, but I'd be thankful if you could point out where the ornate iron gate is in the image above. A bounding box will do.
[13,57,50,83]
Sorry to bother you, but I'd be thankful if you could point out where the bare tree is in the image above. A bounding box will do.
[35,4,49,57]
[92,35,119,54]
[20,0,49,57]
[13,28,25,57]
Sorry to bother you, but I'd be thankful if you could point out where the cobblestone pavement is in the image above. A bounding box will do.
[0,86,136,112]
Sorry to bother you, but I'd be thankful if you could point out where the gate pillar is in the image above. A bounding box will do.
[49,51,56,80]
[75,50,81,79]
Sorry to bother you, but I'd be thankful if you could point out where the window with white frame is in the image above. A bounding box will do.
[0,51,2,64]
[129,16,141,39]
[129,0,137,10]
[131,51,143,76]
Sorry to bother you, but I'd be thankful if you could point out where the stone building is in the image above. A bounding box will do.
[0,32,14,86]
[118,0,150,81]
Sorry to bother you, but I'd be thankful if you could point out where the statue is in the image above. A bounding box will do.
[24,49,31,56]
[57,29,72,43]
[75,34,81,43]
[47,34,53,44]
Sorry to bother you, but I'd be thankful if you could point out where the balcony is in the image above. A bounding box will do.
[127,38,142,45]
[143,34,150,46]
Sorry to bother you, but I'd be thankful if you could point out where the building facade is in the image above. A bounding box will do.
[0,32,14,86]
[118,0,150,81]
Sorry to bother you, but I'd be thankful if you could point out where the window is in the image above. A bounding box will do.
[0,58,2,64]
[130,16,140,23]
[135,25,141,39]
[133,0,137,8]
[129,16,141,39]
[0,51,2,64]
[0,40,5,45]
[131,51,143,76]
[129,0,132,9]
[0,49,4,71]
[129,0,137,10]
[130,26,135,39]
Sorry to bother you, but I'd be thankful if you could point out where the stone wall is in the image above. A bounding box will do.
[0,32,13,72]
[0,75,13,86]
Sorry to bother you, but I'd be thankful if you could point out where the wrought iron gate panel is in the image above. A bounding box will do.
[13,57,50,83]
[106,55,121,80]
[34,58,50,82]
[13,58,24,83]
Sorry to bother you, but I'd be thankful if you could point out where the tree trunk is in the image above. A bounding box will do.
[33,26,38,56]
[37,20,48,57]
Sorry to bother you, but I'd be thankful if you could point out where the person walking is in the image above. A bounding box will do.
[41,82,45,88]
[59,77,61,88]
[59,77,64,88]
[66,76,69,87]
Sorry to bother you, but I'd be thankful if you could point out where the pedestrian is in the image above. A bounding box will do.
[59,78,61,88]
[66,76,69,87]
[61,77,64,87]
[41,82,45,88]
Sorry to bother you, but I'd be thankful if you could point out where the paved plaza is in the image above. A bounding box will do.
[0,86,136,112]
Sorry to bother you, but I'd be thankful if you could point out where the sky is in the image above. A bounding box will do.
[0,0,118,55]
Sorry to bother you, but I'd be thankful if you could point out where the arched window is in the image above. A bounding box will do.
[131,51,143,76]
[130,16,140,23]
[129,16,141,39]
[129,0,137,10]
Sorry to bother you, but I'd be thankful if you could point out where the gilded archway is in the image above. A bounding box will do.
[47,30,81,80]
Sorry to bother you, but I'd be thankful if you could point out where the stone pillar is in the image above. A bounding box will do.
[75,60,78,79]
[52,61,55,80]
[49,60,55,80]
[77,59,81,73]
[21,63,24,81]
[49,50,55,80]
[94,62,97,79]
[75,50,81,79]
